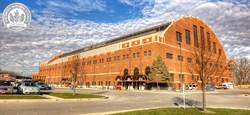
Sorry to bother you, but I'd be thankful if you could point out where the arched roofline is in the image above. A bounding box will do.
[160,15,228,60]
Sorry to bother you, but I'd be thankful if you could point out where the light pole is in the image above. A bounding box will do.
[178,42,185,109]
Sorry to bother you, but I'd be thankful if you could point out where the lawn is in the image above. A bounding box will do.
[48,93,106,99]
[0,95,48,99]
[113,108,250,115]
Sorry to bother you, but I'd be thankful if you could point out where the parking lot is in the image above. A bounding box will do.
[0,88,249,115]
[0,80,53,95]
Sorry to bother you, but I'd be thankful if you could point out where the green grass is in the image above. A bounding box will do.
[113,108,250,115]
[0,95,48,99]
[48,93,106,99]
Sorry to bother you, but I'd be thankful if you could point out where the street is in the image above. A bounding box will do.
[0,89,249,115]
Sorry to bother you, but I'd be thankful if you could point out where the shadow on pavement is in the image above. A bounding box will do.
[172,97,201,107]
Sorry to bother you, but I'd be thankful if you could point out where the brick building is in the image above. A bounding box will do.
[33,16,232,90]
[0,71,31,81]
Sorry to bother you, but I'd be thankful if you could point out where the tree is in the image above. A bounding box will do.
[147,56,169,89]
[230,58,250,86]
[69,54,80,96]
[188,42,227,111]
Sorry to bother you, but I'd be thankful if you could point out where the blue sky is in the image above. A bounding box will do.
[0,0,250,75]
[0,0,150,23]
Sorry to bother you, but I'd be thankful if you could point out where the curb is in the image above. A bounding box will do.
[42,94,63,100]
[0,95,109,103]
[80,106,250,115]
[80,106,171,115]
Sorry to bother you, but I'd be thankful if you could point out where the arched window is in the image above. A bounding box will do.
[123,68,129,77]
[145,66,151,75]
[133,67,140,77]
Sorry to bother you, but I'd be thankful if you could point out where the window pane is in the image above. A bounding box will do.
[185,30,191,45]
[193,25,198,47]
[176,31,182,42]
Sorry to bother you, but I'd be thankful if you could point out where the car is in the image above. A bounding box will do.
[187,84,198,90]
[206,84,215,91]
[34,81,53,94]
[0,81,15,94]
[17,81,40,94]
[215,85,223,89]
[222,82,234,89]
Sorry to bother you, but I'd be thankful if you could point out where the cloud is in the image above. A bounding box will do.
[119,0,154,7]
[0,0,250,75]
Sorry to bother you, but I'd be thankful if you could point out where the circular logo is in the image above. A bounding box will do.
[2,3,31,32]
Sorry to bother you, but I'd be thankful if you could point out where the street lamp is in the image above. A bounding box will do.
[177,42,185,109]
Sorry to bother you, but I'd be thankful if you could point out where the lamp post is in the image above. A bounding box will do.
[178,42,185,109]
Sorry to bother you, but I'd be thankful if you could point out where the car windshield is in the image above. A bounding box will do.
[24,82,36,86]
[0,81,11,86]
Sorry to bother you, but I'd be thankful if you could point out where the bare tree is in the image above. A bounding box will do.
[69,54,80,96]
[188,43,227,111]
[230,58,250,86]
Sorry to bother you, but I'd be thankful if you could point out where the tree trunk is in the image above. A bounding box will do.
[72,81,76,96]
[73,86,76,96]
[202,81,207,111]
[157,80,159,90]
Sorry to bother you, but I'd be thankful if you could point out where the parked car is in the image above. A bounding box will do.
[17,81,40,94]
[0,81,15,94]
[215,85,224,89]
[206,84,215,91]
[34,81,53,94]
[187,84,198,90]
[222,82,234,89]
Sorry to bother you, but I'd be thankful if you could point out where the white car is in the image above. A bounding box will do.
[222,82,234,89]
[17,81,40,94]
[187,84,198,90]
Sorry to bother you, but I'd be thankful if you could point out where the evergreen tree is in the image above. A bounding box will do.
[149,55,170,89]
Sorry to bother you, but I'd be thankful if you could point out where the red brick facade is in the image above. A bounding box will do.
[33,16,232,90]
[0,73,15,81]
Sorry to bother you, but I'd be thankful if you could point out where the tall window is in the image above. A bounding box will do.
[144,51,147,56]
[213,42,217,54]
[176,31,182,42]
[200,26,205,49]
[148,50,151,56]
[193,25,198,47]
[207,32,211,52]
[185,29,191,45]
[170,73,174,81]
[219,49,222,55]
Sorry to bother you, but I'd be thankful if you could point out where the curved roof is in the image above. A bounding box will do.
[45,22,171,64]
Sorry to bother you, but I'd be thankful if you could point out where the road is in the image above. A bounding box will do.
[0,89,249,115]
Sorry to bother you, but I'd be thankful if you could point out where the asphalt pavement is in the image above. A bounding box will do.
[0,88,249,115]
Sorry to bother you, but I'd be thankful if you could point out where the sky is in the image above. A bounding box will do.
[0,0,250,75]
